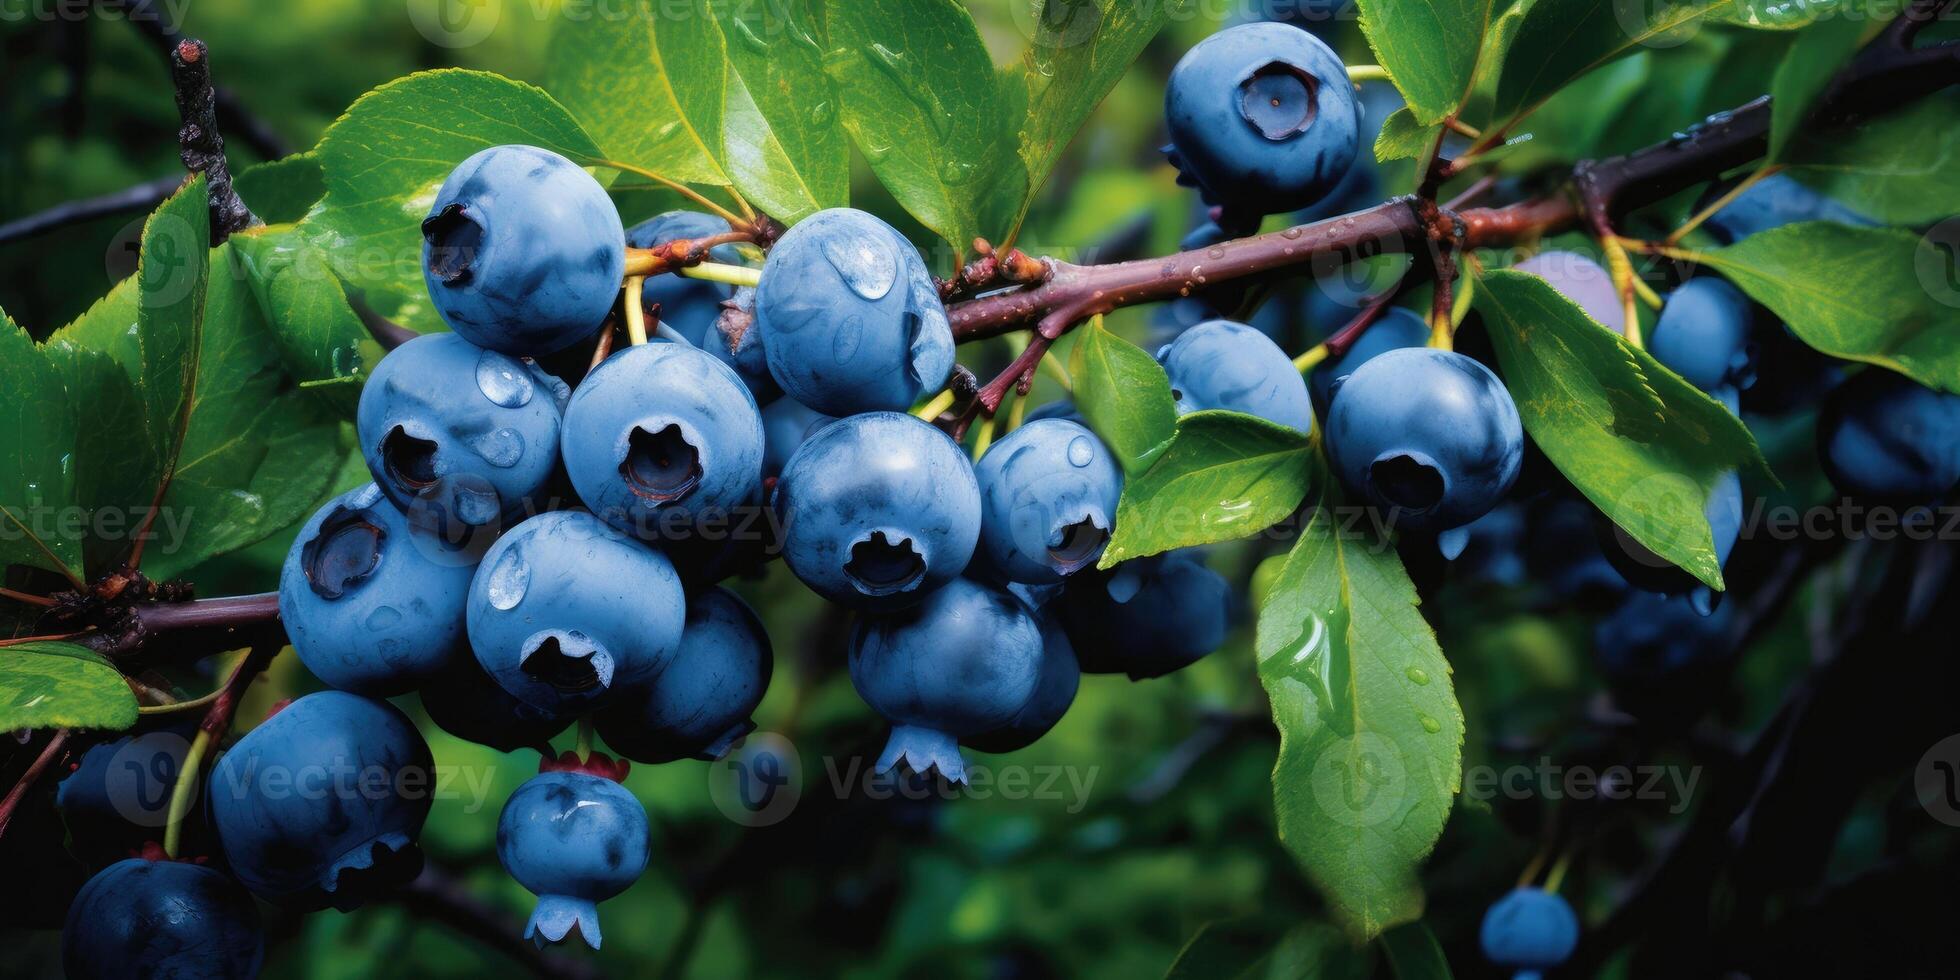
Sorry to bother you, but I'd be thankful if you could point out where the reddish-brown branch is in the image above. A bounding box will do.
[0,730,71,840]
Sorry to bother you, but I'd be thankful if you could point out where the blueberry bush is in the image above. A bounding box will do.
[2,0,1959,976]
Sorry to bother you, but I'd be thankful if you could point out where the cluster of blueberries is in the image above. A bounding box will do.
[47,16,1960,978]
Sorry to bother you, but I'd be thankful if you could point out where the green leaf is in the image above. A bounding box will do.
[1474,269,1767,590]
[1166,918,1371,980]
[1493,0,1728,120]
[1255,476,1462,941]
[1717,0,1831,29]
[0,310,88,583]
[306,70,603,329]
[1357,0,1494,125]
[231,226,370,416]
[1378,921,1452,979]
[235,153,327,225]
[1012,0,1182,238]
[546,0,730,187]
[0,642,138,731]
[711,0,847,224]
[1374,106,1435,163]
[823,0,1027,252]
[1768,17,1880,161]
[1784,94,1960,225]
[1689,224,1960,393]
[136,175,213,483]
[1100,411,1313,567]
[1068,318,1177,473]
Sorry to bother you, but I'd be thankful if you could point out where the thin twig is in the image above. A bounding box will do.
[0,730,71,840]
[169,39,256,242]
[0,176,180,248]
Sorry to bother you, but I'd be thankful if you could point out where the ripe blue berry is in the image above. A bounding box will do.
[1700,172,1874,245]
[1326,347,1524,533]
[963,611,1080,754]
[760,397,835,479]
[973,419,1123,584]
[754,208,953,415]
[1512,250,1624,333]
[1650,277,1757,393]
[562,342,765,542]
[1817,368,1960,505]
[63,857,263,979]
[497,770,650,949]
[1310,306,1429,415]
[279,484,475,696]
[1479,887,1579,975]
[850,577,1044,782]
[596,588,773,764]
[1594,590,1736,720]
[1157,319,1315,434]
[1164,22,1359,218]
[1059,550,1232,679]
[56,725,203,863]
[775,412,981,608]
[467,511,686,714]
[207,691,433,909]
[421,144,623,354]
[357,332,568,539]
[420,654,571,753]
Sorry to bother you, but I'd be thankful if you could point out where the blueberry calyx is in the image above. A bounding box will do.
[1046,516,1109,573]
[421,202,482,285]
[520,632,608,694]
[300,508,384,600]
[1240,62,1318,140]
[845,530,927,596]
[537,750,631,783]
[381,425,441,492]
[1370,451,1447,513]
[621,423,703,502]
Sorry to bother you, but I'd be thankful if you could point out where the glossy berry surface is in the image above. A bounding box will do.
[754,208,953,415]
[964,610,1080,754]
[1310,306,1428,415]
[1157,319,1315,434]
[1512,250,1624,333]
[1326,347,1524,533]
[497,771,650,949]
[421,144,623,354]
[1650,277,1756,393]
[973,419,1123,585]
[421,653,571,753]
[63,857,263,980]
[1817,368,1960,505]
[760,397,835,479]
[1059,550,1232,679]
[1479,887,1579,972]
[1700,172,1874,245]
[774,412,981,608]
[467,510,686,713]
[562,342,764,542]
[208,691,433,909]
[279,483,475,696]
[850,577,1044,782]
[1164,22,1359,217]
[597,587,773,764]
[357,332,568,537]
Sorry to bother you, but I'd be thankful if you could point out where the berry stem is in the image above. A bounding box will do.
[575,717,594,761]
[161,642,278,858]
[623,276,650,346]
[0,587,55,607]
[914,387,957,422]
[161,728,214,858]
[1346,64,1391,84]
[1666,163,1781,246]
[0,729,70,841]
[677,262,763,288]
[1291,343,1329,374]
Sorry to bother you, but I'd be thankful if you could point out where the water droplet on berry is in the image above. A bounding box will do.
[453,483,501,525]
[832,314,864,364]
[365,605,402,631]
[468,428,526,468]
[484,549,529,610]
[821,231,898,300]
[1067,435,1095,467]
[475,351,535,407]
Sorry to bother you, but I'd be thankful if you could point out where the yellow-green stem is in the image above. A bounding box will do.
[915,388,956,421]
[679,262,763,289]
[1293,343,1329,373]
[162,729,213,858]
[624,276,650,346]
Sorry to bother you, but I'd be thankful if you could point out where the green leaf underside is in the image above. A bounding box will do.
[1718,0,1832,29]
[546,0,730,187]
[0,642,139,731]
[136,173,214,512]
[230,226,370,416]
[1784,94,1960,226]
[1374,106,1435,163]
[1255,474,1463,941]
[1100,411,1312,567]
[1378,921,1453,979]
[1494,0,1730,120]
[1068,319,1177,474]
[1475,269,1770,590]
[235,153,328,225]
[1358,0,1494,126]
[1694,224,1960,394]
[1767,17,1875,162]
[824,0,1027,253]
[712,0,849,224]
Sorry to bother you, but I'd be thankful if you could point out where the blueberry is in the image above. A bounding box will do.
[466,511,686,714]
[973,419,1123,584]
[1157,319,1315,433]
[279,484,475,696]
[1479,887,1579,974]
[357,332,568,539]
[625,210,745,341]
[1058,550,1232,679]
[207,691,433,909]
[754,208,953,415]
[421,144,623,355]
[1817,368,1960,505]
[1699,172,1875,245]
[1326,347,1524,533]
[1594,591,1736,720]
[497,771,650,949]
[1164,22,1359,219]
[562,342,764,542]
[63,857,262,979]
[774,412,981,608]
[1512,250,1624,333]
[1650,277,1757,393]
[849,577,1044,782]
[420,653,571,754]
[963,610,1079,754]
[56,724,205,864]
[1310,306,1429,416]
[596,588,773,764]
[760,398,835,479]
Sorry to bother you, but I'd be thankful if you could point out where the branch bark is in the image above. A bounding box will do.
[170,39,257,243]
